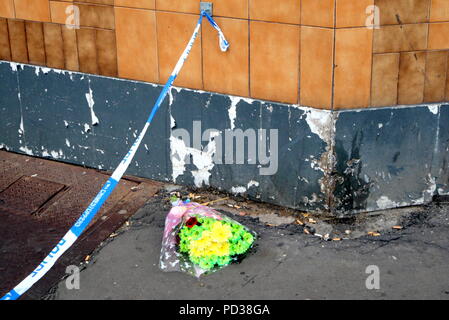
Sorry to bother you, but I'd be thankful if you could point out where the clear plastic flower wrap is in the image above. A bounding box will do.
[159,200,256,277]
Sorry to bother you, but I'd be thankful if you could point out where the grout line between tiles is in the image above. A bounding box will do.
[297,0,301,106]
[248,0,251,99]
[5,18,13,60]
[154,10,159,83]
[330,0,337,111]
[60,23,67,70]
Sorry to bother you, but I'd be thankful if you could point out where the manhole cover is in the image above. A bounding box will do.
[0,176,66,215]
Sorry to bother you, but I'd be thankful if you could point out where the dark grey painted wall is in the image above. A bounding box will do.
[1,61,448,216]
[333,105,448,216]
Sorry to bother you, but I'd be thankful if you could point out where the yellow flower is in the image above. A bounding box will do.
[189,226,231,258]
[210,221,232,242]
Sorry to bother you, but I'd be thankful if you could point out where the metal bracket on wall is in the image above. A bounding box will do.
[200,2,213,16]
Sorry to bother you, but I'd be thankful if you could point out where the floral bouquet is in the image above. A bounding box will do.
[160,199,255,277]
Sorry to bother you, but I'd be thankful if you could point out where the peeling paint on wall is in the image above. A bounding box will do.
[169,134,217,187]
[376,196,408,209]
[231,186,247,194]
[227,96,255,130]
[2,61,448,216]
[85,81,100,126]
[228,97,237,130]
[428,104,439,115]
[303,108,333,142]
[247,180,259,188]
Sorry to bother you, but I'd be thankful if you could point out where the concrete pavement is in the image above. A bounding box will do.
[53,191,449,300]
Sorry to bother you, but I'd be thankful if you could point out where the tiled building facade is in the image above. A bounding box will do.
[1,0,448,109]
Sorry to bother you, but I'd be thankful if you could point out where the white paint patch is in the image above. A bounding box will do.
[63,120,69,128]
[10,62,18,72]
[375,196,407,209]
[427,104,439,115]
[228,97,238,130]
[378,123,383,129]
[170,136,189,183]
[168,88,174,106]
[50,150,62,159]
[84,123,90,133]
[304,109,332,141]
[19,146,33,155]
[227,96,255,130]
[170,133,217,187]
[85,85,100,126]
[310,159,324,172]
[247,180,259,188]
[65,139,71,147]
[170,115,176,129]
[19,116,24,135]
[34,66,52,76]
[34,65,73,77]
[423,174,437,201]
[376,196,396,209]
[411,197,425,205]
[231,186,247,194]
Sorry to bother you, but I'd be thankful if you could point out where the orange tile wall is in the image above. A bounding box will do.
[0,0,449,109]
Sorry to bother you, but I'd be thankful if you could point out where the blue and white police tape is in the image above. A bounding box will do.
[1,11,228,301]
[203,11,230,52]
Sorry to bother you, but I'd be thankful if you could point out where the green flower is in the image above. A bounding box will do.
[232,242,245,255]
[231,224,244,233]
[190,255,201,265]
[242,231,254,244]
[217,255,231,266]
[199,259,215,270]
[179,239,190,253]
